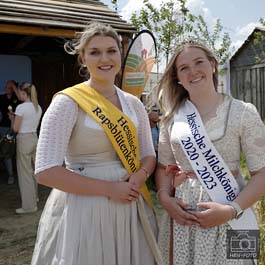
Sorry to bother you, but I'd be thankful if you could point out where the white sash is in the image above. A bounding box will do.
[172,100,258,231]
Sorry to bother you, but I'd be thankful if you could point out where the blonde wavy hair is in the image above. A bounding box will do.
[64,22,122,77]
[157,40,219,124]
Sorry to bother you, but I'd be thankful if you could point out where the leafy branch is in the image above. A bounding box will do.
[130,0,232,65]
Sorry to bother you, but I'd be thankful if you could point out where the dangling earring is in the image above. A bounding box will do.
[213,68,215,73]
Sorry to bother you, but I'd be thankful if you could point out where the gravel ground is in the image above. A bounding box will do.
[0,174,51,265]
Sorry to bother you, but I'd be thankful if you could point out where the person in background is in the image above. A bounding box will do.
[148,108,160,190]
[149,108,160,152]
[0,80,20,184]
[9,82,42,214]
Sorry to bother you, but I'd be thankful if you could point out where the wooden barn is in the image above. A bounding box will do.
[0,0,136,111]
[230,26,265,121]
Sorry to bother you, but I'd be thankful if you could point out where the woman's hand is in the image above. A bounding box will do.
[108,181,140,204]
[121,170,147,191]
[172,171,189,187]
[8,112,15,121]
[193,202,235,228]
[117,168,149,204]
[159,192,199,226]
[165,164,189,187]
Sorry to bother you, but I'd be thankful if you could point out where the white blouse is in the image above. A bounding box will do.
[159,95,265,172]
[15,102,42,133]
[35,87,155,174]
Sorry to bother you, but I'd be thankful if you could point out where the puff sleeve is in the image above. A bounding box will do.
[35,94,78,174]
[240,103,265,171]
[133,98,156,159]
[158,121,176,166]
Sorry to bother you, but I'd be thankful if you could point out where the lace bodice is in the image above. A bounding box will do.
[158,95,265,172]
[35,86,155,174]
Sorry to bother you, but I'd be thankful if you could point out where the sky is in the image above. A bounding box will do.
[101,0,265,53]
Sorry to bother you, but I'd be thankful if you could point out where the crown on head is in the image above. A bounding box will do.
[175,36,212,49]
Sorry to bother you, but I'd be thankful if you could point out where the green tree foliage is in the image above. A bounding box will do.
[257,197,265,265]
[240,154,265,265]
[193,16,231,65]
[253,18,265,63]
[111,0,118,11]
[130,0,231,65]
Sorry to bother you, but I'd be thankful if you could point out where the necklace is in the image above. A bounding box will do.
[200,95,222,117]
[85,81,117,99]
[104,90,117,99]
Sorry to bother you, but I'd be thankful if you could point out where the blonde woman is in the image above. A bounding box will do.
[10,82,42,214]
[156,40,265,265]
[31,23,158,265]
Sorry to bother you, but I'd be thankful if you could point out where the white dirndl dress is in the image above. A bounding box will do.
[31,89,158,265]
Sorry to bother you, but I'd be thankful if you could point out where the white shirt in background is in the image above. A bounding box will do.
[15,102,42,133]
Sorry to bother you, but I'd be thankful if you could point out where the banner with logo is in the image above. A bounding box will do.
[121,30,157,98]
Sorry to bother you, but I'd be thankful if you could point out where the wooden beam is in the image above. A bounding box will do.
[0,24,77,38]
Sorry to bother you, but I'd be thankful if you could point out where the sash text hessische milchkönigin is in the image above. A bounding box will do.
[93,106,137,172]
[185,112,237,201]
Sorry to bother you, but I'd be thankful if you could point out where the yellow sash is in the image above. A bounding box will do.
[56,83,152,208]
